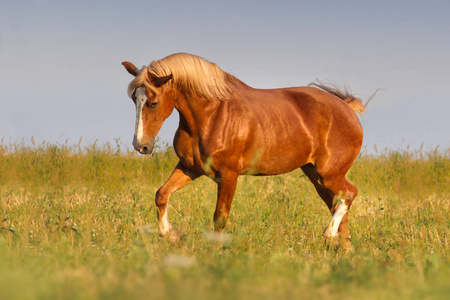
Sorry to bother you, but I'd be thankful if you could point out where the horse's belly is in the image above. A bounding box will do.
[244,143,313,175]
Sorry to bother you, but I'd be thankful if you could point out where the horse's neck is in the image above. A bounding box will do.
[174,93,221,138]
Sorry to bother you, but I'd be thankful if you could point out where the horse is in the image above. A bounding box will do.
[122,53,367,251]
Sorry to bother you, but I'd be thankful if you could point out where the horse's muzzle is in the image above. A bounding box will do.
[132,135,154,155]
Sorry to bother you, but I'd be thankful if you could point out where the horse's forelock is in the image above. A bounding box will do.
[127,66,157,98]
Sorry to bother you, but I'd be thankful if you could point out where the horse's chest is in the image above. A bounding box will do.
[174,134,194,165]
[174,130,220,175]
[174,129,207,168]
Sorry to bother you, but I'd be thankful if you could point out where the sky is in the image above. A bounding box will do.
[1,0,449,154]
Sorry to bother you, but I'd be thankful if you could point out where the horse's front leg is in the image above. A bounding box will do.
[213,171,238,232]
[156,162,199,236]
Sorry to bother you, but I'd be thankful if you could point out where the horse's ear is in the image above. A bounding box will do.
[153,74,173,87]
[122,61,139,77]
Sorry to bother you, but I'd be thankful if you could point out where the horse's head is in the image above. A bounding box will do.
[122,61,174,155]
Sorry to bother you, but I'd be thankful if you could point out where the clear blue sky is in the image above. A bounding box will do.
[1,0,449,153]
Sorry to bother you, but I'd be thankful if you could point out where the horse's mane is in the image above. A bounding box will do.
[309,81,368,116]
[128,53,235,100]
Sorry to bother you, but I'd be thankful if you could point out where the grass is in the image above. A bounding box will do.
[0,140,449,299]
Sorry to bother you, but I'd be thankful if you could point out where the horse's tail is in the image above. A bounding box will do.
[309,81,379,116]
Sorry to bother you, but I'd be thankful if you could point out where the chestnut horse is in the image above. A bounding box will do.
[122,53,366,250]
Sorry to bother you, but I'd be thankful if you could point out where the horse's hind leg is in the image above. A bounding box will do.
[321,176,357,245]
[301,163,357,250]
[301,163,334,208]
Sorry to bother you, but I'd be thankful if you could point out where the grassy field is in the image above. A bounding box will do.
[0,140,449,300]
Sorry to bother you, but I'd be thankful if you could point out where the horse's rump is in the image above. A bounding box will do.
[308,81,366,116]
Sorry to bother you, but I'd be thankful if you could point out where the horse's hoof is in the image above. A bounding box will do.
[165,227,183,244]
[323,234,353,254]
[324,235,340,250]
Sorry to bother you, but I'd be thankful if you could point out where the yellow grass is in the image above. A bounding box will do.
[0,140,449,299]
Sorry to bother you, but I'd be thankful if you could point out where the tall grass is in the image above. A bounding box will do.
[0,140,449,299]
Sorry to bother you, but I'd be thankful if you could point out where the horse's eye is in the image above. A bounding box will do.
[147,101,159,108]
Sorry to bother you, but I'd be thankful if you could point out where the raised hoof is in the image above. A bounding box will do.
[164,227,184,245]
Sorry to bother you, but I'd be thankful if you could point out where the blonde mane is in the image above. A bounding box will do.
[128,53,235,100]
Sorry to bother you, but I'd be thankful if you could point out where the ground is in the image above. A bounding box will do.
[0,143,449,299]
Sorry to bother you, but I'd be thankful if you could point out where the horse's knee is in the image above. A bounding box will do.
[155,188,169,208]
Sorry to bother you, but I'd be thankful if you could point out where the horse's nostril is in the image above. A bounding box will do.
[142,146,148,153]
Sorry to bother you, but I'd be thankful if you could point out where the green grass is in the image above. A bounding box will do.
[0,141,449,299]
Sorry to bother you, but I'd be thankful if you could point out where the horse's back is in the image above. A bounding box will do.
[235,85,363,175]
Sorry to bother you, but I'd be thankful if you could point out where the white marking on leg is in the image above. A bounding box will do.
[325,199,348,238]
[158,207,172,236]
[134,87,147,143]
[157,184,180,236]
